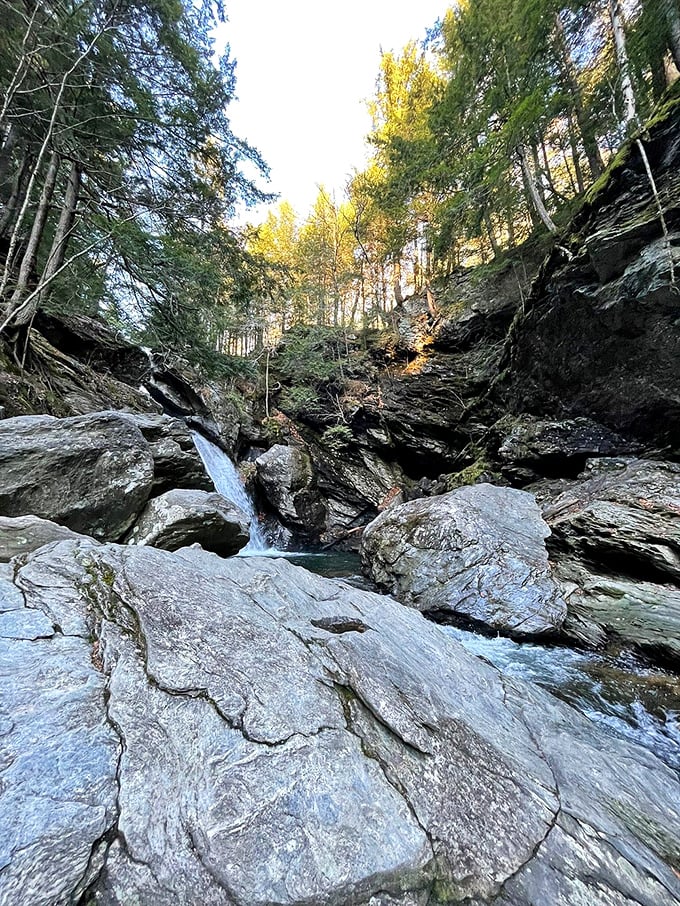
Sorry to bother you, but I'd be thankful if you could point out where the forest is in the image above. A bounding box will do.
[0,0,679,364]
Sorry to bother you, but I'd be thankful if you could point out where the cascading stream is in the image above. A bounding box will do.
[191,430,268,552]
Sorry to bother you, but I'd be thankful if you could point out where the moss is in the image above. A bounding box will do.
[443,459,499,490]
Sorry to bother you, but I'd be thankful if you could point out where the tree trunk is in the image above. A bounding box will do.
[5,150,60,320]
[0,152,30,238]
[518,144,557,233]
[608,0,638,132]
[554,12,604,178]
[37,159,81,307]
[566,112,586,194]
[0,124,18,193]
[483,208,501,257]
[530,143,547,203]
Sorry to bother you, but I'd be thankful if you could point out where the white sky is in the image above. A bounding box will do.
[216,0,448,222]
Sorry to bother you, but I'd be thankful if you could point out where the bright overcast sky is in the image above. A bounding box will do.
[217,0,448,222]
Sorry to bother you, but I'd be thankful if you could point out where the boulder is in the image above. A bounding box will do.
[2,540,679,904]
[557,559,680,666]
[544,458,680,664]
[127,489,250,555]
[361,484,567,637]
[0,515,90,562]
[0,411,154,540]
[545,458,680,583]
[255,444,326,533]
[113,411,213,494]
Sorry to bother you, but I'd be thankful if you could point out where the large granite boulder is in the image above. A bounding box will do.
[545,458,680,665]
[362,484,567,637]
[127,489,249,555]
[0,411,154,540]
[1,541,679,904]
[255,444,326,533]
[113,411,212,494]
[0,515,90,562]
[545,458,680,582]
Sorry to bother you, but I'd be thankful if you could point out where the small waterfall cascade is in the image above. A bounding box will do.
[191,431,268,551]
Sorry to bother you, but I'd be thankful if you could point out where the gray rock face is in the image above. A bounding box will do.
[0,411,154,540]
[545,458,680,582]
[0,597,119,905]
[501,105,680,455]
[127,489,249,555]
[496,415,639,484]
[256,444,326,533]
[112,411,213,494]
[0,515,89,562]
[545,458,680,664]
[362,484,567,637]
[2,541,679,905]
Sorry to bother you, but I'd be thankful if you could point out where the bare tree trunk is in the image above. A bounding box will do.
[0,16,112,299]
[0,152,31,238]
[38,159,81,307]
[608,0,638,131]
[483,208,501,257]
[6,150,60,321]
[530,143,547,204]
[0,124,18,192]
[566,112,586,194]
[518,144,557,233]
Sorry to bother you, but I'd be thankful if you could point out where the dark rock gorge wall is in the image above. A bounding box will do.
[265,98,680,540]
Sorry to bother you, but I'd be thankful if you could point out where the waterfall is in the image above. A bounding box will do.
[191,431,268,552]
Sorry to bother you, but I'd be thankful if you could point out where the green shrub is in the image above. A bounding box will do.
[320,424,354,453]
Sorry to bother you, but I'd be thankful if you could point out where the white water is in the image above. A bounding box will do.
[191,431,268,551]
[442,625,680,771]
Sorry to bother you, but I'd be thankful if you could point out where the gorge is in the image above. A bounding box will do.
[1,1,680,903]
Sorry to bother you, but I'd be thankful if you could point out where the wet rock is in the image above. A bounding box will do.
[2,541,679,904]
[127,489,249,556]
[308,437,407,540]
[255,444,326,534]
[557,560,680,666]
[0,515,90,562]
[113,411,212,494]
[361,484,567,637]
[0,411,154,540]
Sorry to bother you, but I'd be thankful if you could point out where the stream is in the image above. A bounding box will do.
[192,432,680,774]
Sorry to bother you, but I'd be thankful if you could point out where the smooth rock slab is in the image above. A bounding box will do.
[0,411,154,540]
[0,608,119,906]
[127,489,250,555]
[361,484,567,637]
[2,541,679,905]
[0,514,89,562]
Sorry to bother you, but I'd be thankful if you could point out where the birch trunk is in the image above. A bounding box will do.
[608,0,638,132]
[519,144,557,233]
